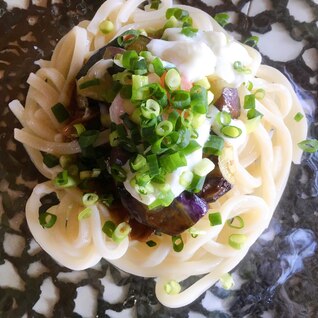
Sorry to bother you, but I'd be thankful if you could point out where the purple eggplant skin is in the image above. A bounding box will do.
[199,156,232,202]
[119,189,209,236]
[215,87,241,119]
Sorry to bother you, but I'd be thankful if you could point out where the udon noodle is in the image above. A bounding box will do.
[9,0,307,308]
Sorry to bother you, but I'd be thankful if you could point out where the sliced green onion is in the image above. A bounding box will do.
[294,112,304,122]
[159,152,187,173]
[194,77,210,89]
[244,94,255,109]
[209,212,222,226]
[147,154,160,177]
[298,139,318,153]
[100,194,114,207]
[166,8,189,21]
[150,0,161,10]
[146,240,157,247]
[51,103,70,123]
[141,99,161,119]
[43,153,59,168]
[130,154,146,171]
[245,116,262,133]
[192,114,206,129]
[111,164,127,182]
[170,90,191,109]
[112,222,131,243]
[109,130,119,147]
[227,216,244,229]
[244,35,259,47]
[131,74,149,100]
[99,19,114,34]
[216,111,231,126]
[181,140,201,155]
[220,273,234,290]
[221,125,242,138]
[188,227,206,238]
[82,193,99,207]
[39,212,57,228]
[117,30,141,48]
[190,85,208,114]
[193,158,215,177]
[122,50,139,70]
[73,123,86,136]
[246,81,253,91]
[229,234,247,249]
[189,173,205,193]
[79,78,101,90]
[78,130,99,148]
[254,88,265,100]
[54,170,76,188]
[102,220,116,238]
[152,57,165,77]
[247,108,263,120]
[179,170,193,187]
[165,68,181,91]
[164,280,181,295]
[203,134,224,156]
[233,61,251,74]
[181,26,198,37]
[148,189,174,209]
[172,235,184,252]
[78,207,92,220]
[214,13,229,27]
[155,120,173,136]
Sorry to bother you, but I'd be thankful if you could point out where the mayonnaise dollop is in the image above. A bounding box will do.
[147,28,259,86]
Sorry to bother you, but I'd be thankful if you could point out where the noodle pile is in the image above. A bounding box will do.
[9,0,307,308]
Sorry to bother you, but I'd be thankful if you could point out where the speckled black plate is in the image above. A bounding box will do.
[0,1,317,317]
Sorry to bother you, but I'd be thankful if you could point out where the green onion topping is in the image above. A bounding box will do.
[221,125,242,138]
[164,280,181,295]
[146,240,157,247]
[102,220,116,238]
[244,35,259,47]
[294,112,304,122]
[227,216,244,229]
[298,139,318,153]
[214,13,230,27]
[51,103,70,123]
[209,212,222,226]
[228,233,247,249]
[39,212,57,228]
[220,273,234,289]
[172,235,184,252]
[112,222,131,243]
[43,153,59,168]
[79,78,101,90]
[233,61,251,74]
[82,193,99,207]
[78,207,92,220]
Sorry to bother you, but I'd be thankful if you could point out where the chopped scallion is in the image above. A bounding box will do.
[244,35,259,47]
[172,235,184,252]
[214,13,229,27]
[221,125,242,138]
[233,61,251,74]
[193,158,215,177]
[227,216,244,229]
[43,153,59,168]
[112,222,131,243]
[294,112,304,122]
[78,207,92,220]
[298,139,318,153]
[54,170,76,188]
[203,134,224,156]
[102,220,116,238]
[220,273,234,290]
[165,68,181,91]
[181,26,198,37]
[229,234,247,249]
[82,193,99,207]
[209,212,222,226]
[51,103,70,123]
[164,280,181,295]
[79,78,101,90]
[146,240,157,247]
[39,212,57,228]
[78,130,99,148]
